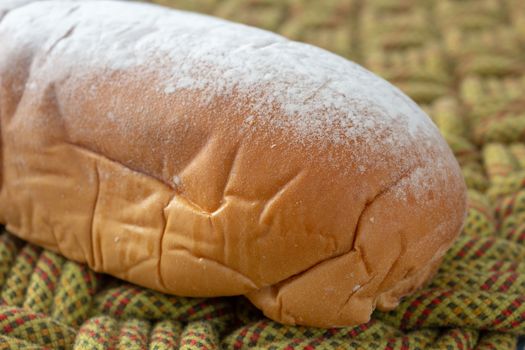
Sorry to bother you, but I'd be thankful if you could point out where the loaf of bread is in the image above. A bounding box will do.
[0,0,467,327]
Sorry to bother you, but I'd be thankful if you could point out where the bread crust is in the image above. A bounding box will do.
[0,0,467,327]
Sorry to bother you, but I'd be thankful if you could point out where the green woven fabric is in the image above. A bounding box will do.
[2,0,525,348]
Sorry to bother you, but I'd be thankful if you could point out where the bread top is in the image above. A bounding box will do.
[2,0,453,204]
[0,0,466,327]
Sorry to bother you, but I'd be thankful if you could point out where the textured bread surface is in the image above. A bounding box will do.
[0,0,466,327]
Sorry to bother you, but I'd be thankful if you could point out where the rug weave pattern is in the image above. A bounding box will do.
[1,0,525,349]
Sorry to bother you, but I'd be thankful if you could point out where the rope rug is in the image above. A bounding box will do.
[2,0,525,348]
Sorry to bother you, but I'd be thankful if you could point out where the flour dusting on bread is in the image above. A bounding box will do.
[2,0,441,151]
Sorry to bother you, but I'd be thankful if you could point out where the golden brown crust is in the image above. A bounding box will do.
[0,0,467,327]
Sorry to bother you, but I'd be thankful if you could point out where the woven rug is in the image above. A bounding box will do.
[2,0,525,349]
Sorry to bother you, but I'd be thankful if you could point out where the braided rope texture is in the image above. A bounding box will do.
[2,0,525,348]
